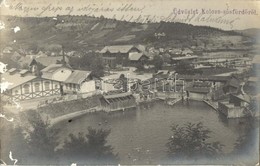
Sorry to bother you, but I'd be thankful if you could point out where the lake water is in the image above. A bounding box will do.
[56,100,251,164]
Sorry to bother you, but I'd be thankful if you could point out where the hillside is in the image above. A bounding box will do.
[0,15,254,52]
[235,28,260,38]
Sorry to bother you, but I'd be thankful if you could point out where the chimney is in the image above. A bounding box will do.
[19,69,29,77]
[8,68,17,75]
[62,45,66,65]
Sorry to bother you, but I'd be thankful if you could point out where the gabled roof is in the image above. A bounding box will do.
[129,52,147,61]
[226,78,240,88]
[1,72,37,89]
[64,70,92,84]
[100,45,135,54]
[34,56,68,67]
[231,94,251,103]
[41,64,67,73]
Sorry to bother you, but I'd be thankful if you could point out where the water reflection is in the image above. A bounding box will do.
[55,100,257,164]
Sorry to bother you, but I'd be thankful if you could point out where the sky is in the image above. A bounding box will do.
[0,0,260,30]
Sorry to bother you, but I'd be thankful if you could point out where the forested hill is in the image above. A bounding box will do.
[0,15,253,52]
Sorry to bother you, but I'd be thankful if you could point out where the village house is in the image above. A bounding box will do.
[185,81,213,101]
[41,64,101,95]
[63,70,100,94]
[29,56,69,69]
[1,68,61,101]
[100,45,146,68]
[128,52,149,67]
[218,94,251,118]
[18,55,69,71]
[177,75,229,88]
[223,77,241,94]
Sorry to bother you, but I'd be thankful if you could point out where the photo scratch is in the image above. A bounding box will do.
[9,151,18,165]
[0,113,14,122]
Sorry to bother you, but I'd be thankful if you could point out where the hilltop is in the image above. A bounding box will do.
[0,15,254,52]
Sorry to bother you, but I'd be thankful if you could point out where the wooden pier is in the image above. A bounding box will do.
[203,100,218,112]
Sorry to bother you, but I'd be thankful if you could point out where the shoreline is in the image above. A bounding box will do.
[49,106,102,127]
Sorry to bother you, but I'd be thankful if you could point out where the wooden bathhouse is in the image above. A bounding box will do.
[100,92,137,112]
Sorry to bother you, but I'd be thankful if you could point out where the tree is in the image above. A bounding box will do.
[233,117,258,156]
[60,127,118,164]
[174,61,194,74]
[153,55,163,72]
[69,52,104,77]
[166,122,224,160]
[25,109,60,164]
[90,54,105,77]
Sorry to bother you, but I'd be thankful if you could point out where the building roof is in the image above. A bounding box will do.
[100,45,135,54]
[192,81,212,87]
[103,92,133,99]
[41,64,65,73]
[182,48,193,55]
[156,70,170,75]
[232,94,251,103]
[8,68,17,73]
[226,78,240,88]
[129,52,147,61]
[64,70,92,84]
[34,56,68,66]
[177,75,230,82]
[186,87,210,93]
[19,69,29,75]
[18,56,35,67]
[172,55,198,61]
[1,72,37,89]
[252,55,260,64]
[100,44,145,54]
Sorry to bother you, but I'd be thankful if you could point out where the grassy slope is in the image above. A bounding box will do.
[0,15,253,52]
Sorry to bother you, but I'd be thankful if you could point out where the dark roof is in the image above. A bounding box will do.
[192,81,212,87]
[103,92,133,99]
[226,78,240,88]
[231,94,251,103]
[186,87,210,93]
[35,56,69,66]
[177,75,230,82]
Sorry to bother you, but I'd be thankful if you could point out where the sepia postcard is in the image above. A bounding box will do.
[0,0,259,165]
